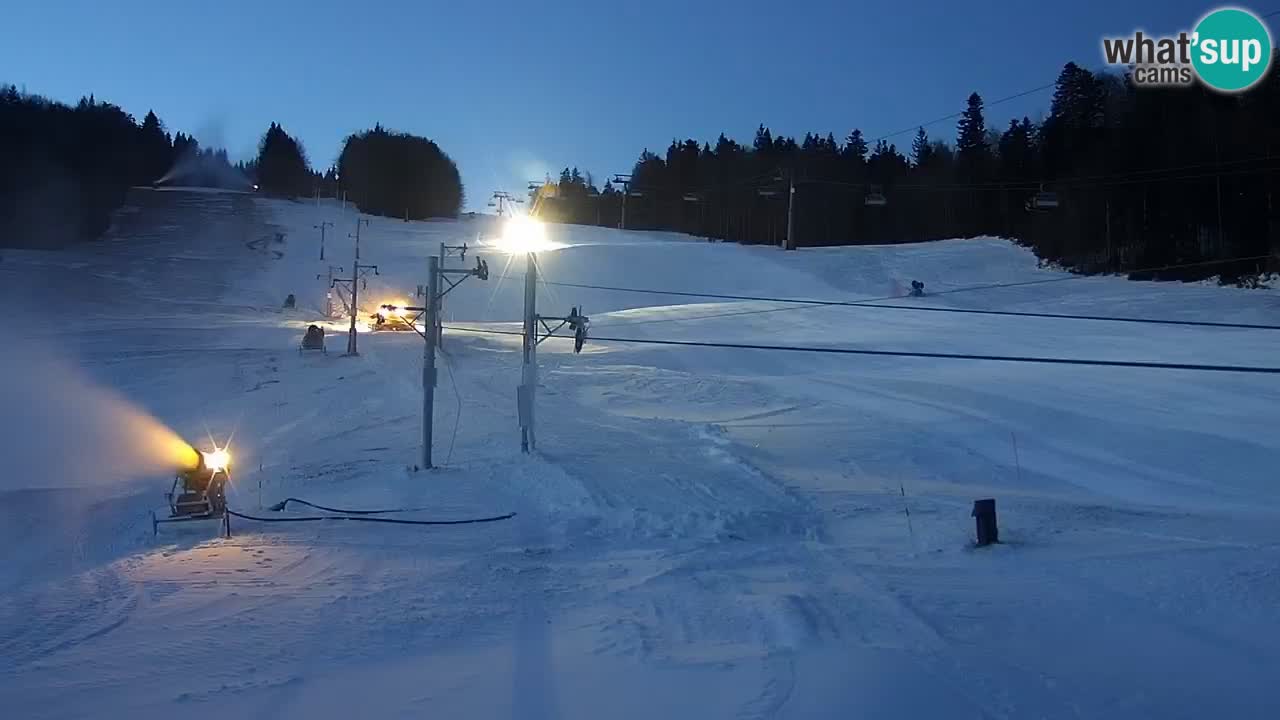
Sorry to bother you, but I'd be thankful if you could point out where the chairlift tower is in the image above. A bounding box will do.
[612,174,635,230]
[757,172,797,250]
[317,264,345,318]
[314,221,333,260]
[489,191,519,218]
[350,217,370,260]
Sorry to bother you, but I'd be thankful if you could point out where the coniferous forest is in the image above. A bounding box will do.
[537,61,1280,283]
[0,87,248,248]
[4,57,1280,283]
[0,87,464,250]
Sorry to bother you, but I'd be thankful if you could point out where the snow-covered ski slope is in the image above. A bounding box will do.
[3,188,1279,719]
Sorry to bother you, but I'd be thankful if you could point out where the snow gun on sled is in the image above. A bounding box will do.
[152,444,232,536]
[370,303,416,332]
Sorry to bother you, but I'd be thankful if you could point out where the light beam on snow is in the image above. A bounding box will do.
[1,343,200,490]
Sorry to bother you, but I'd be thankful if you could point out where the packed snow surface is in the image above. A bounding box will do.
[2,189,1278,719]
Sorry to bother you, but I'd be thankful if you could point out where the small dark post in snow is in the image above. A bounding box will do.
[972,498,998,546]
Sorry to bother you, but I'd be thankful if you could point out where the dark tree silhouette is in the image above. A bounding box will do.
[138,110,173,183]
[911,127,933,168]
[254,122,311,197]
[337,125,463,219]
[543,53,1279,284]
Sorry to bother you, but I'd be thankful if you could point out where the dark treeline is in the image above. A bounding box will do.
[254,122,465,220]
[249,122,312,198]
[1,87,464,249]
[0,86,246,248]
[335,125,464,220]
[542,61,1280,283]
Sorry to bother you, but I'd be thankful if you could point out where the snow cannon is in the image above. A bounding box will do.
[370,303,414,332]
[300,324,327,353]
[153,444,233,536]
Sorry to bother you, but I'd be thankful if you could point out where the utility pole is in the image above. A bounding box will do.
[347,263,359,354]
[517,290,591,455]
[346,262,362,355]
[314,221,333,260]
[612,174,633,230]
[1105,198,1112,271]
[758,182,780,247]
[436,242,469,347]
[351,217,370,260]
[422,256,440,468]
[317,265,344,318]
[785,171,796,251]
[682,193,704,238]
[520,252,537,452]
[332,260,378,355]
[413,253,488,469]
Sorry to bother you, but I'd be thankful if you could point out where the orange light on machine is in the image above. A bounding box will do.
[175,443,202,473]
[175,443,231,474]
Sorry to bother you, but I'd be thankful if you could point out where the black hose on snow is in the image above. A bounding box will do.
[228,508,516,526]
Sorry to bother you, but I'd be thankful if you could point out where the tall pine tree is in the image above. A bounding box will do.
[911,127,933,168]
[255,122,311,197]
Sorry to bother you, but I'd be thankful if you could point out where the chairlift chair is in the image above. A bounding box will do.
[864,185,888,207]
[1026,184,1060,212]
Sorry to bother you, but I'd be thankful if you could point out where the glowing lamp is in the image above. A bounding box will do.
[497,216,559,253]
[202,448,231,473]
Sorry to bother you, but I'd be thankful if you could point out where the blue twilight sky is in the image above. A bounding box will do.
[1,1,1268,209]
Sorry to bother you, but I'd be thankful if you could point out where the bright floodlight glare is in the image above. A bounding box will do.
[202,448,231,472]
[497,216,558,253]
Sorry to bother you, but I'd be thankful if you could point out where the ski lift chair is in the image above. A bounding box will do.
[865,185,888,207]
[1026,184,1060,212]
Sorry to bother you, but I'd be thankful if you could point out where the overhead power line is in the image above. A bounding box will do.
[798,155,1280,192]
[866,6,1280,144]
[440,325,1280,375]
[497,255,1279,333]
[870,82,1057,144]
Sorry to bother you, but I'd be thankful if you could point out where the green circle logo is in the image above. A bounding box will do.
[1192,8,1273,92]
